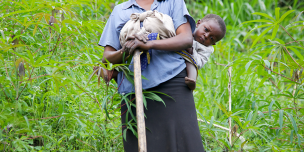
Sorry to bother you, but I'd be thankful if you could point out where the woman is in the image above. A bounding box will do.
[99,0,205,151]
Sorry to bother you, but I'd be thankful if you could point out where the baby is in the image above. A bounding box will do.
[184,14,226,90]
[97,13,226,90]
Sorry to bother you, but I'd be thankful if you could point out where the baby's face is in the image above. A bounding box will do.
[193,19,223,46]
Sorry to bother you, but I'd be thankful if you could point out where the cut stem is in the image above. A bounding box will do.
[228,66,232,146]
[133,49,147,152]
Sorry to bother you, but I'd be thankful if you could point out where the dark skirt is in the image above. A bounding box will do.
[121,69,205,152]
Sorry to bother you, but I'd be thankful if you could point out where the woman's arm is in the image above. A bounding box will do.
[123,21,193,55]
[150,22,193,50]
[102,46,123,64]
[102,34,150,64]
[103,21,192,64]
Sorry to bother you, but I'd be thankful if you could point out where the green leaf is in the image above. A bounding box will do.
[24,116,29,129]
[297,134,302,148]
[128,122,138,137]
[148,91,175,102]
[123,129,127,141]
[33,25,38,36]
[273,93,292,98]
[287,112,298,134]
[27,50,34,64]
[253,12,275,21]
[287,46,304,61]
[1,9,34,18]
[242,24,272,42]
[142,94,147,110]
[209,116,214,128]
[277,10,295,23]
[218,139,230,149]
[274,100,282,109]
[251,110,258,125]
[245,60,253,71]
[0,54,4,62]
[246,111,253,121]
[263,60,270,68]
[279,110,283,130]
[128,72,148,80]
[293,0,299,8]
[275,7,280,20]
[122,52,126,63]
[84,53,93,64]
[102,95,110,119]
[271,24,279,40]
[241,140,248,148]
[290,130,294,143]
[251,26,273,48]
[287,24,304,29]
[242,19,274,24]
[258,111,265,118]
[122,94,137,123]
[33,15,43,36]
[215,102,229,116]
[144,92,166,107]
[268,100,275,118]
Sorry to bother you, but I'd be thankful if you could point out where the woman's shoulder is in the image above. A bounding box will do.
[110,2,126,16]
[112,2,137,20]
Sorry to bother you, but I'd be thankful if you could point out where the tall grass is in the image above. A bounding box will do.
[190,0,304,151]
[1,0,124,151]
[0,0,303,151]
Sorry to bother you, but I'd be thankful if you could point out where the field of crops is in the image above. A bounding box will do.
[1,0,303,151]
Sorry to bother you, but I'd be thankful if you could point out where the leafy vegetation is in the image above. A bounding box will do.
[0,0,303,151]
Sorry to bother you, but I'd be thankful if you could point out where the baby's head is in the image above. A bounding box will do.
[193,14,226,47]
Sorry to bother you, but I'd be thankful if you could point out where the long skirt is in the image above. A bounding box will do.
[121,69,205,152]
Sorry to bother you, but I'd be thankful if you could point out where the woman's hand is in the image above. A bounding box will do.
[121,33,151,55]
[102,32,149,64]
[133,32,149,43]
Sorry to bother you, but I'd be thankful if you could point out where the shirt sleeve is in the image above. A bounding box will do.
[98,8,121,51]
[193,42,214,69]
[171,0,196,33]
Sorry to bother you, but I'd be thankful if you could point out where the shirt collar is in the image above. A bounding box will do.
[122,0,136,10]
[151,0,159,10]
[122,0,159,10]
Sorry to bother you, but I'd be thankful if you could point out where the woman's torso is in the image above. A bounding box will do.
[98,0,196,94]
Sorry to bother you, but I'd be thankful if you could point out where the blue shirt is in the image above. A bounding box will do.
[98,0,196,94]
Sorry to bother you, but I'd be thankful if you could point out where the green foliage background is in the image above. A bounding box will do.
[0,0,303,151]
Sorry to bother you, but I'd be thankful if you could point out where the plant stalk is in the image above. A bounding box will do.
[228,66,232,146]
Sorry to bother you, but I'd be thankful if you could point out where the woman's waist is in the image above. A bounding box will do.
[117,63,186,94]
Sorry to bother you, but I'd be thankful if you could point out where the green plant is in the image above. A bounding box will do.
[191,0,304,151]
[1,0,303,151]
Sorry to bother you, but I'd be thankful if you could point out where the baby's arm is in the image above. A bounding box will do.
[193,43,214,69]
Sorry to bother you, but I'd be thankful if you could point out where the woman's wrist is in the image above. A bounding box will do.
[147,41,154,50]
